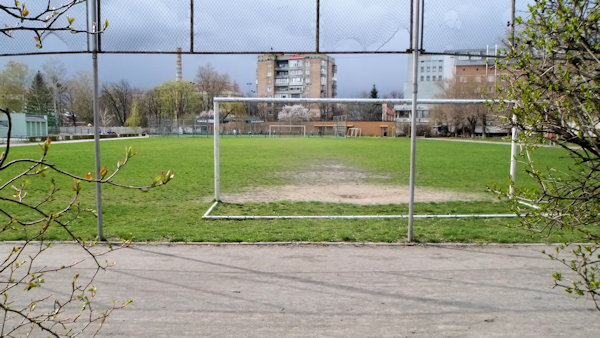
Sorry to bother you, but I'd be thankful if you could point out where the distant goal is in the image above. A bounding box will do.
[268,124,306,137]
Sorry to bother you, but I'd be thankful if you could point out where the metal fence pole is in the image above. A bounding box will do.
[91,0,104,240]
[214,101,221,201]
[407,0,421,242]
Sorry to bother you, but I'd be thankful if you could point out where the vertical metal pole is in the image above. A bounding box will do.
[408,0,420,242]
[91,0,104,240]
[190,0,194,52]
[214,101,221,201]
[509,0,517,197]
[315,0,320,53]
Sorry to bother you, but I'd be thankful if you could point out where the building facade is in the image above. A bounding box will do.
[0,113,48,139]
[403,54,455,100]
[256,54,337,100]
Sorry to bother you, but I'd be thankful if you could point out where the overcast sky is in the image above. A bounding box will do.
[0,0,531,97]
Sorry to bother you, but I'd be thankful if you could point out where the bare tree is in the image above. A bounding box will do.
[195,63,230,112]
[434,78,492,137]
[42,59,68,125]
[101,80,133,126]
[64,71,94,126]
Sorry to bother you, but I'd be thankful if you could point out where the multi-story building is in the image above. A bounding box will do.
[402,54,455,100]
[454,48,501,95]
[256,54,337,118]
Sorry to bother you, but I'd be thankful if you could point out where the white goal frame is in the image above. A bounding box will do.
[205,97,519,226]
[268,124,306,137]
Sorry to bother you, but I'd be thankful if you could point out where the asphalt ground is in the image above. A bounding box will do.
[2,243,598,337]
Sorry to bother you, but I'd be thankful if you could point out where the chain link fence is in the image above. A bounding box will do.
[2,0,528,57]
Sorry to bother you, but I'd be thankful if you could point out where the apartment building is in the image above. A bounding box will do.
[256,54,337,100]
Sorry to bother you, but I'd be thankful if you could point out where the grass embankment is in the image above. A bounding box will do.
[0,136,583,243]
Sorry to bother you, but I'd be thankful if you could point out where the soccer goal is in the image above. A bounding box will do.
[333,115,347,137]
[205,97,517,225]
[268,124,306,137]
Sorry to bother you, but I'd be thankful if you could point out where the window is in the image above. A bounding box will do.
[305,69,310,75]
[420,66,424,72]
[426,75,430,81]
[439,66,443,72]
[291,77,303,83]
[420,76,424,81]
[266,71,272,77]
[275,78,288,84]
[267,87,272,92]
[305,78,311,84]
[432,66,437,72]
[321,76,327,85]
[290,69,303,75]
[426,66,430,72]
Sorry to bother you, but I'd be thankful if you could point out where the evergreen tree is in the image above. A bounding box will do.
[370,84,379,99]
[27,71,52,113]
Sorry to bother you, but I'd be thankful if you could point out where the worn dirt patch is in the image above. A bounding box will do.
[220,161,489,205]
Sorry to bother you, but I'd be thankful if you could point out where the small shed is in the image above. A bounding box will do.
[0,113,48,139]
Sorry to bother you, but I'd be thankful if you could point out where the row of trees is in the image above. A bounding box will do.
[434,77,497,137]
[0,61,239,128]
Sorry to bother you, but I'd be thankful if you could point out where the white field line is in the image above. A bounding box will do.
[201,201,520,220]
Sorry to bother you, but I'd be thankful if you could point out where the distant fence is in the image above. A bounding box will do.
[60,126,143,135]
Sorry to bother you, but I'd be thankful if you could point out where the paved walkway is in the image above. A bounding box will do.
[3,243,598,337]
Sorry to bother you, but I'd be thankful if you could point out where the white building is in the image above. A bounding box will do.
[402,54,455,99]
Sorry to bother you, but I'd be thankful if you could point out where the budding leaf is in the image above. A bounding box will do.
[71,179,81,193]
[66,15,75,26]
[104,18,109,29]
[99,166,108,179]
[85,172,93,180]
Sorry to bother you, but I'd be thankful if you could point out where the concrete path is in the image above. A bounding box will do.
[3,243,598,337]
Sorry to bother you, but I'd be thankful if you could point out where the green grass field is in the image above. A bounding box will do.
[0,136,583,243]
